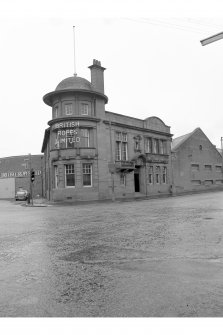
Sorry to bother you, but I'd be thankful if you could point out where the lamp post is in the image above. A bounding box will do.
[200,32,223,180]
[200,32,223,46]
[200,33,223,182]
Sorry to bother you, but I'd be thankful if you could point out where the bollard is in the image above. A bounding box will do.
[27,192,31,204]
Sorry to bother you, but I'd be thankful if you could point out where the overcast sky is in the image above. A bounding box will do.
[1,0,223,159]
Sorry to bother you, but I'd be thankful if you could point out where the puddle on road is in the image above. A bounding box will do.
[59,245,150,264]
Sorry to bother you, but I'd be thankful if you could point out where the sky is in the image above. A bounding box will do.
[1,1,223,158]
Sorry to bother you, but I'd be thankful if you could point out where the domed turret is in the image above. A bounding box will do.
[43,60,108,106]
[55,76,93,91]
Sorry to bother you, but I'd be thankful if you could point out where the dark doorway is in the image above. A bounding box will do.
[134,172,140,192]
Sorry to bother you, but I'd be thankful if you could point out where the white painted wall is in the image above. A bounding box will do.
[0,178,15,198]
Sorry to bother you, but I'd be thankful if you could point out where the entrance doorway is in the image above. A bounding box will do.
[134,172,140,192]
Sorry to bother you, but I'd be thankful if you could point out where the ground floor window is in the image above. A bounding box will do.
[120,173,126,186]
[155,166,160,183]
[54,166,59,188]
[162,167,167,183]
[65,164,75,187]
[148,166,153,184]
[83,163,92,187]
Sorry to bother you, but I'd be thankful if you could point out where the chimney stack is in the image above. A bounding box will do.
[88,59,106,94]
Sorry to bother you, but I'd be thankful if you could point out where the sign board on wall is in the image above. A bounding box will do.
[53,121,89,149]
[0,170,41,179]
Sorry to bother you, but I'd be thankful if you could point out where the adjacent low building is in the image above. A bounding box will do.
[41,60,173,202]
[171,127,223,194]
[0,155,43,198]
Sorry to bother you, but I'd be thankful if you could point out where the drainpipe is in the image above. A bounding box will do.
[109,117,115,201]
[221,137,223,182]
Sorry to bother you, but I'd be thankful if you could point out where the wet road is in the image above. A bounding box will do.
[1,192,223,317]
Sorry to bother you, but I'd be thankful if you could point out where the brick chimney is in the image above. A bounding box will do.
[88,59,106,94]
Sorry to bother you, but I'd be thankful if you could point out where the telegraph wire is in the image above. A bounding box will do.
[124,17,221,35]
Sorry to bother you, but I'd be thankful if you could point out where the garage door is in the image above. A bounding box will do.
[0,178,15,198]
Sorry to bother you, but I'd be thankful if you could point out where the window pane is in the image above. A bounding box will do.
[120,174,126,186]
[81,103,89,115]
[154,139,159,154]
[163,141,167,154]
[116,142,121,160]
[55,166,58,188]
[122,133,127,142]
[54,106,58,118]
[65,164,75,187]
[122,142,128,161]
[116,132,122,141]
[159,140,164,154]
[162,167,167,183]
[65,104,73,115]
[83,163,92,186]
[146,138,152,153]
[80,129,90,147]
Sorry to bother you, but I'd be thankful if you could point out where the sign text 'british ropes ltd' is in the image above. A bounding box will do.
[0,170,42,179]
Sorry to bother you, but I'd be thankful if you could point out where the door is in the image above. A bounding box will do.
[134,172,140,192]
[0,178,15,198]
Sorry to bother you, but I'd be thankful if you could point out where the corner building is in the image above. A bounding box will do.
[41,60,173,202]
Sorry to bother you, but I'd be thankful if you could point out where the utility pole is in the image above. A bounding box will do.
[200,33,223,182]
[221,137,223,179]
[109,118,115,201]
[29,153,33,205]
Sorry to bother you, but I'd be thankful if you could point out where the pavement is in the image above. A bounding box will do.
[1,191,223,317]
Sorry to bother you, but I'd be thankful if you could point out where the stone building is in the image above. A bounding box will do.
[171,127,223,194]
[41,60,173,202]
[0,155,43,198]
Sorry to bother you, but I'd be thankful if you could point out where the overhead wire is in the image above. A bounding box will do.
[124,17,222,35]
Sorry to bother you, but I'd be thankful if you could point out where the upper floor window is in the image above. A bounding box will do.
[115,132,128,161]
[216,165,222,172]
[159,140,168,154]
[65,104,73,115]
[81,103,89,115]
[146,138,153,153]
[153,139,159,154]
[54,106,59,118]
[80,129,90,147]
[134,135,142,152]
[162,140,168,154]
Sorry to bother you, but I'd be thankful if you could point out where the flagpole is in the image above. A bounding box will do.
[73,26,77,77]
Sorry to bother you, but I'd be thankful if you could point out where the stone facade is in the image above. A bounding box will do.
[41,60,173,202]
[171,128,223,194]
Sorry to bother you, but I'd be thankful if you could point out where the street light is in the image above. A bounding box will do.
[200,32,223,46]
[200,33,223,179]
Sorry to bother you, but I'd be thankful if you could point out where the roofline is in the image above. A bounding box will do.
[41,128,50,153]
[172,127,221,157]
[43,89,108,106]
[103,120,173,137]
[0,154,43,160]
[105,111,171,128]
